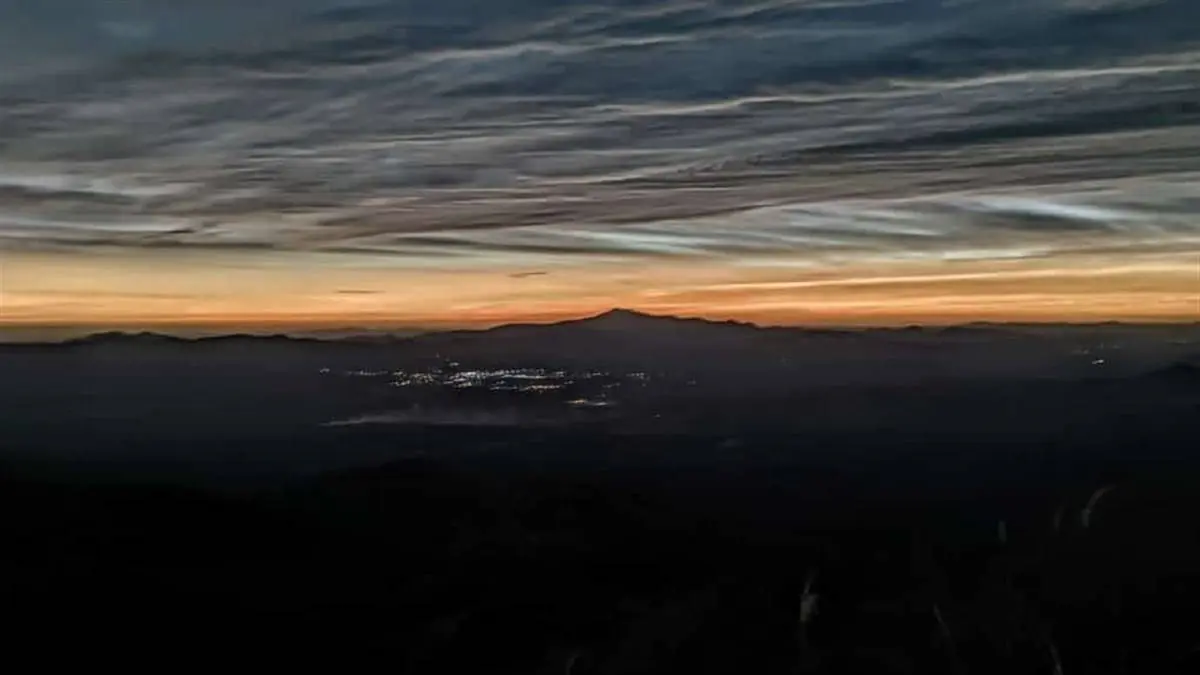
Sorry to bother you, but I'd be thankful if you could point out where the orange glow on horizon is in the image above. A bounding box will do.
[3,248,1196,334]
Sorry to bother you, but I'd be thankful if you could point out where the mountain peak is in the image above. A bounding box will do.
[570,309,761,332]
[592,308,658,321]
[576,308,684,328]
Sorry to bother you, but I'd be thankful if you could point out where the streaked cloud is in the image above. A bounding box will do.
[1,0,1197,328]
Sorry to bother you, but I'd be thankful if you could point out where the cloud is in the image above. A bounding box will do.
[5,182,1197,269]
[12,289,198,301]
[0,0,1198,276]
[509,271,549,279]
[335,289,383,295]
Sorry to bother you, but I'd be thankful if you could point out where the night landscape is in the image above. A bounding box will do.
[2,1,1199,672]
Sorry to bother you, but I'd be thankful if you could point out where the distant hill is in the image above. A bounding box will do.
[3,312,1196,388]
[67,331,190,346]
[6,311,1197,349]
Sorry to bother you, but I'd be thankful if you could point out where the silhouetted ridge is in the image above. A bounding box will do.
[571,308,759,330]
[52,332,328,347]
[66,331,186,346]
[5,316,1196,350]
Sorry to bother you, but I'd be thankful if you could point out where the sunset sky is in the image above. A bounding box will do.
[1,1,1198,335]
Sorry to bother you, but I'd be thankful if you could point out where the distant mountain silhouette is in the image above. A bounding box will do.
[9,311,1197,349]
[570,308,756,330]
[491,308,764,337]
[5,312,1197,388]
[67,331,189,346]
[399,308,804,371]
[54,332,322,347]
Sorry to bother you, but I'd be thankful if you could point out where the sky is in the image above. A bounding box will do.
[1,0,1198,334]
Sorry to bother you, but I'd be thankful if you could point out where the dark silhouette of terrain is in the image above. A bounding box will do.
[1,313,1198,671]
[5,446,1200,672]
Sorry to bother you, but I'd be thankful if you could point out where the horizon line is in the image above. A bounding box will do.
[2,308,1197,344]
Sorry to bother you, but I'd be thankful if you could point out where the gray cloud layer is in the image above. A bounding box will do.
[1,0,1199,264]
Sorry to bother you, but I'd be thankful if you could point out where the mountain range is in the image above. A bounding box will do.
[11,308,1198,347]
[4,309,1197,389]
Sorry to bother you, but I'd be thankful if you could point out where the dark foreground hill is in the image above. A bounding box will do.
[4,434,1200,673]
